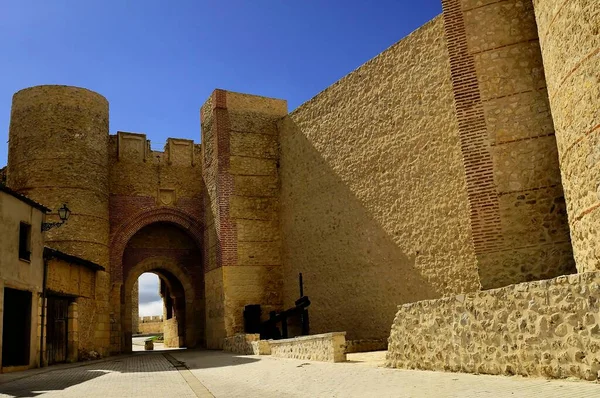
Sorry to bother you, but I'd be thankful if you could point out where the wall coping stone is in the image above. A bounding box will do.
[268,332,346,345]
[269,332,347,362]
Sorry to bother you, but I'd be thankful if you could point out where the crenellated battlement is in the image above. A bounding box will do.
[140,315,163,323]
[112,131,201,167]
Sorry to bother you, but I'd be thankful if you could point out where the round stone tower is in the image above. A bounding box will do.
[7,85,110,268]
[532,1,600,273]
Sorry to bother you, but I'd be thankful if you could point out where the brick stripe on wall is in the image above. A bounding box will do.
[441,0,503,255]
[213,90,238,268]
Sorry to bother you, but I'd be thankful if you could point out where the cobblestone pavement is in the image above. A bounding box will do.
[1,350,600,397]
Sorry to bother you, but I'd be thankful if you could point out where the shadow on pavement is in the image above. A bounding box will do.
[168,349,262,370]
[0,349,258,397]
[0,368,108,397]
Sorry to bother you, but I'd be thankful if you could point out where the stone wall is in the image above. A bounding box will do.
[387,272,600,381]
[108,131,204,352]
[46,256,99,359]
[441,0,574,288]
[279,17,480,341]
[138,321,163,335]
[223,333,260,355]
[270,332,347,363]
[531,0,600,273]
[46,258,96,299]
[138,316,163,335]
[131,281,139,334]
[200,90,287,347]
[163,317,179,348]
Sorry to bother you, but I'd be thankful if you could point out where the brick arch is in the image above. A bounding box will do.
[122,256,197,352]
[110,207,203,282]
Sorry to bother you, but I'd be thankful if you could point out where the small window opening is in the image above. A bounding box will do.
[19,222,31,261]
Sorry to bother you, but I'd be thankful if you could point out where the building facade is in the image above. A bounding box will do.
[0,184,108,370]
[0,185,48,372]
[1,0,598,371]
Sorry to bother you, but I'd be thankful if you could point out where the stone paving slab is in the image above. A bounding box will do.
[1,349,600,397]
[171,350,600,398]
[0,354,196,398]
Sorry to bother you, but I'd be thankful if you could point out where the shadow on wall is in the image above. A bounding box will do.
[278,118,445,341]
[0,351,257,397]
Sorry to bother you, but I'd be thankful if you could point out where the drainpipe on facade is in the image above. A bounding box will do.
[39,255,48,367]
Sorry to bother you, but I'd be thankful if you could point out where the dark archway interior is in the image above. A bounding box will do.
[121,221,204,352]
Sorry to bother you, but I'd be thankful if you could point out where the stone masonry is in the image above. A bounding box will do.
[1,0,599,377]
[387,272,600,381]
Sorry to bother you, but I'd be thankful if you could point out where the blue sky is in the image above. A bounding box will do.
[0,0,441,165]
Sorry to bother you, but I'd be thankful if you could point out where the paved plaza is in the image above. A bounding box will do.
[0,350,599,398]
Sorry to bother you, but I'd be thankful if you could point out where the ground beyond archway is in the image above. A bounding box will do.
[133,272,168,351]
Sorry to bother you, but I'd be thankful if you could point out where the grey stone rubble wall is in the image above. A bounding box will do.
[251,340,271,355]
[345,339,388,353]
[269,332,347,362]
[223,334,261,355]
[386,272,600,381]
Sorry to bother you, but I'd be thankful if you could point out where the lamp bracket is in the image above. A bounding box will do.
[41,221,65,232]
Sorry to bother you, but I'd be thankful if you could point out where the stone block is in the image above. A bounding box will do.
[223,333,260,355]
[236,241,281,266]
[230,196,277,221]
[269,332,347,363]
[236,219,280,242]
[229,156,277,176]
[233,175,278,197]
[230,132,278,159]
[144,339,154,351]
[251,340,271,355]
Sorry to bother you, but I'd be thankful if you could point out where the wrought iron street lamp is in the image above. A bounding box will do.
[41,203,71,232]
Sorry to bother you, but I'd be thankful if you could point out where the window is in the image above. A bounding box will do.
[19,222,31,261]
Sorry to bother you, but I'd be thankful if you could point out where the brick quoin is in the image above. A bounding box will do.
[212,89,238,268]
[441,0,503,255]
[110,205,204,283]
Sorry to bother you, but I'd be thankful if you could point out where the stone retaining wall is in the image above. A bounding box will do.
[386,272,600,381]
[270,332,346,362]
[251,340,271,355]
[223,334,261,355]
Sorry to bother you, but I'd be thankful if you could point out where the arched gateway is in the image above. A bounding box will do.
[5,86,288,358]
[109,207,204,353]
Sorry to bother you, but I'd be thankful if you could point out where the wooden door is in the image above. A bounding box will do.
[46,296,69,365]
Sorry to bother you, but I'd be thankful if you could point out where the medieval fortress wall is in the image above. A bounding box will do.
[279,17,481,341]
[384,0,600,380]
[442,0,574,289]
[200,91,287,348]
[2,0,600,379]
